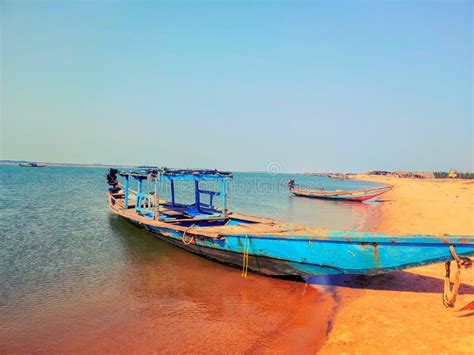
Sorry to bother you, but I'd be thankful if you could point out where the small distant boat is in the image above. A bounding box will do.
[288,180,392,201]
[19,162,45,167]
[327,173,348,180]
[106,168,473,279]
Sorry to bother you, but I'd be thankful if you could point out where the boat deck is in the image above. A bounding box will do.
[109,192,319,237]
[109,191,464,243]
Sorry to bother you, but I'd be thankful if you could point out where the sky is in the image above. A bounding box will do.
[1,0,472,172]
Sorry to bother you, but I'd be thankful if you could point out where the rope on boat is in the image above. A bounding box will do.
[241,235,250,278]
[443,245,472,308]
[182,228,195,245]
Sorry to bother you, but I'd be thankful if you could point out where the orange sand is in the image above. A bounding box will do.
[320,175,474,354]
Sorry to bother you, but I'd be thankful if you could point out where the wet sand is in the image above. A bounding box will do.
[319,176,474,353]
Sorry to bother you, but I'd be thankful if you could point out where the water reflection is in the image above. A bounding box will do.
[109,216,335,353]
[287,194,382,230]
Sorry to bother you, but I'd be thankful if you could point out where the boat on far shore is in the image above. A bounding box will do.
[19,162,46,167]
[327,173,349,180]
[287,180,392,202]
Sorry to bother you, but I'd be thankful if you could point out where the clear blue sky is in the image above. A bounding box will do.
[1,1,472,172]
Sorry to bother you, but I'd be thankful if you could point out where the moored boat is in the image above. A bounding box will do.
[288,180,392,201]
[106,168,473,280]
[19,162,45,167]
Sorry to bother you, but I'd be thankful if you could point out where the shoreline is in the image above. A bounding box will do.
[360,201,383,232]
[319,175,474,353]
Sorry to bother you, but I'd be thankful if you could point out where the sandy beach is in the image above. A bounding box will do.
[319,176,474,354]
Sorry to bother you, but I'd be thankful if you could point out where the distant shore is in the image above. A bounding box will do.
[0,160,135,169]
[320,175,474,353]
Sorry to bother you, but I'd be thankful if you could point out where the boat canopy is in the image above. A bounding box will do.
[112,168,232,219]
[119,168,233,181]
[160,168,233,181]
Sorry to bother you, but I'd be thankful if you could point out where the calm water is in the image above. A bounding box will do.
[0,166,381,353]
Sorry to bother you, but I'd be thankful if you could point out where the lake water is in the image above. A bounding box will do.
[0,166,381,353]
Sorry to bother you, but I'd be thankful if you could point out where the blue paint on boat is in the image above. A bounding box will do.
[135,220,474,275]
[106,168,474,277]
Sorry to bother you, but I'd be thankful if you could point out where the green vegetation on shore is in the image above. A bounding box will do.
[434,172,474,179]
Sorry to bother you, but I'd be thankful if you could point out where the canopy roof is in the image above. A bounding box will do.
[160,168,232,181]
[119,168,233,181]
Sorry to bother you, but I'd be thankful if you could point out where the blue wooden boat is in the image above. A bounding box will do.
[106,168,474,277]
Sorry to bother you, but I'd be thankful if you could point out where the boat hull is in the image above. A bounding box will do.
[123,217,474,277]
[291,189,388,201]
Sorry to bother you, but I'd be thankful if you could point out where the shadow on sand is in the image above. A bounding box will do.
[373,198,392,202]
[305,271,474,295]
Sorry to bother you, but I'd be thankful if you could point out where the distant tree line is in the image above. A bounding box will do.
[434,172,474,179]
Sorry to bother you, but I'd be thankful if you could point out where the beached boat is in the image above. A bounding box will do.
[288,180,392,201]
[327,173,348,180]
[106,168,473,279]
